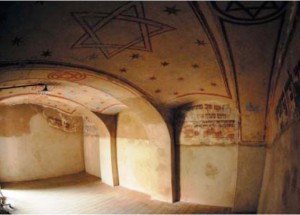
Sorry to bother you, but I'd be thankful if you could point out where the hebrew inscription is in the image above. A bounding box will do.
[179,103,239,145]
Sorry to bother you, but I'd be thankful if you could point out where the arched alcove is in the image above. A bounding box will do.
[0,64,174,202]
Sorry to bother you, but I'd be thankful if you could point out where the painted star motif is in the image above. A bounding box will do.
[211,82,217,86]
[163,6,181,15]
[178,77,184,81]
[173,92,179,95]
[196,39,206,46]
[12,37,23,46]
[200,88,205,91]
[88,53,98,60]
[71,2,175,59]
[131,53,140,59]
[225,1,282,19]
[155,89,161,93]
[41,49,52,57]
[161,61,169,67]
[120,68,127,73]
[192,64,199,68]
[149,76,156,80]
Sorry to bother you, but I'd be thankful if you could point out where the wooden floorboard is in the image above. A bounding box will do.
[1,172,232,214]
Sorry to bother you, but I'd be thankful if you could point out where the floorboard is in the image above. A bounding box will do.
[1,172,232,214]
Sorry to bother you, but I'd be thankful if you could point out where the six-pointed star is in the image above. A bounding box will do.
[225,1,282,19]
[71,2,175,59]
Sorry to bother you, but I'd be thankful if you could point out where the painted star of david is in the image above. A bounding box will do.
[225,1,282,19]
[71,2,175,59]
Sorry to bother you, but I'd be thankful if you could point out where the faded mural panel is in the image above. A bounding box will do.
[42,108,82,133]
[179,102,239,145]
[83,116,100,137]
[275,59,300,135]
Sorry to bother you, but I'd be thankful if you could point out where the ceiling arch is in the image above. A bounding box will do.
[0,1,234,108]
[0,1,296,144]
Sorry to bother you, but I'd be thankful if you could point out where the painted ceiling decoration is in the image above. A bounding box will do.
[0,71,128,115]
[206,1,289,143]
[71,1,176,59]
[0,1,295,145]
[211,1,287,24]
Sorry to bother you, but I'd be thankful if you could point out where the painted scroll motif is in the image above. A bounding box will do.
[179,103,239,145]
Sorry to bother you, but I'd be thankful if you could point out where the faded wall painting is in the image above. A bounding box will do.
[179,102,239,145]
[275,59,300,134]
[42,109,82,133]
[83,116,100,137]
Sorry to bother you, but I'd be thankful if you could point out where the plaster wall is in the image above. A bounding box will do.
[179,145,237,207]
[96,114,118,186]
[233,145,266,212]
[117,110,161,198]
[176,102,238,207]
[258,12,300,213]
[83,134,101,178]
[258,121,300,213]
[0,104,84,182]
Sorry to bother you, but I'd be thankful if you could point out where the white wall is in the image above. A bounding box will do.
[0,104,84,182]
[83,136,101,178]
[117,110,163,198]
[179,145,237,207]
[83,116,101,178]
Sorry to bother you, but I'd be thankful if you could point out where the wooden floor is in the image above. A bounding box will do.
[1,172,232,214]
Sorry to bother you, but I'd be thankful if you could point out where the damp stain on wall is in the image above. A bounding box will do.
[0,104,37,137]
[205,163,219,178]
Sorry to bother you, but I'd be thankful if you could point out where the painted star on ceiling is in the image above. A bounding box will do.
[163,6,181,15]
[12,37,23,46]
[41,49,52,57]
[131,53,140,59]
[225,1,283,19]
[196,39,206,46]
[71,2,175,59]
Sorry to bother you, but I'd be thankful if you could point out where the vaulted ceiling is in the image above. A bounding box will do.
[0,1,297,144]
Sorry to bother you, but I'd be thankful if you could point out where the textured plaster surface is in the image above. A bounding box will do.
[179,145,237,207]
[258,121,300,213]
[83,135,101,178]
[0,104,84,182]
[233,146,266,212]
[117,110,172,202]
